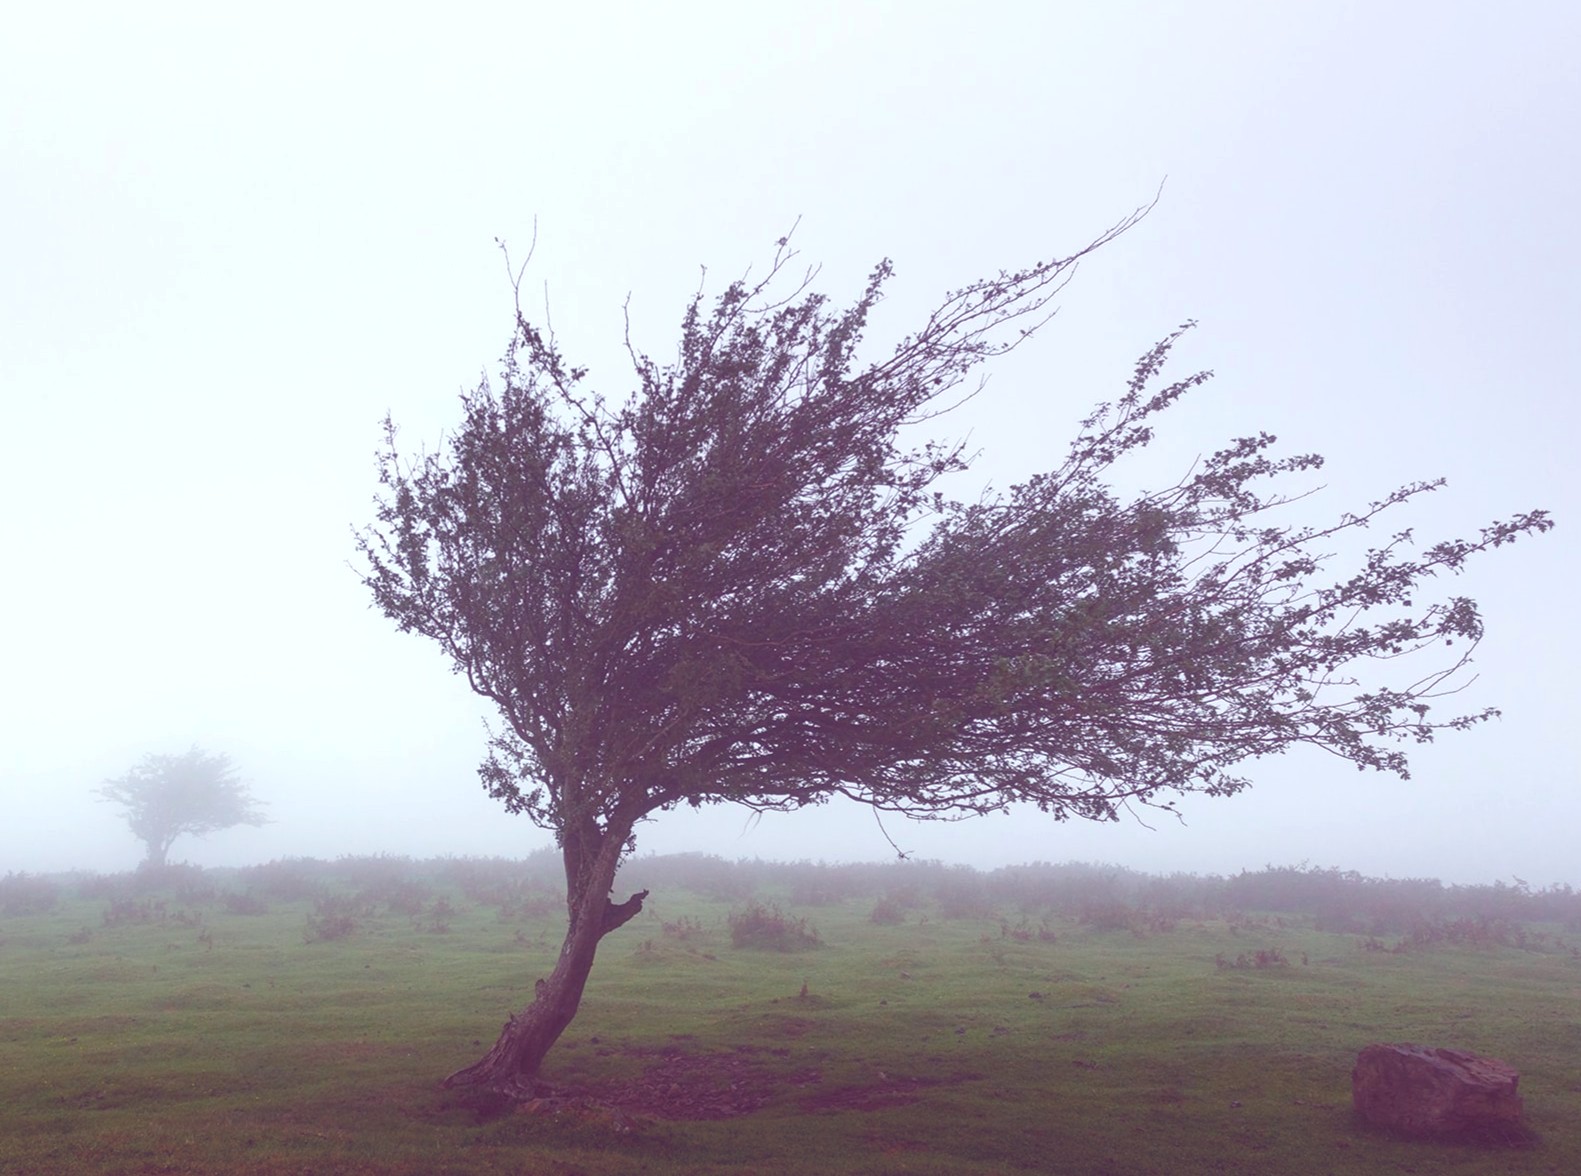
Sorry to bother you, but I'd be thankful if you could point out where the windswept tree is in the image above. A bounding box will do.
[358,212,1549,1098]
[97,747,266,868]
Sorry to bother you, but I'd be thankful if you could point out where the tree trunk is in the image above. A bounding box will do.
[442,821,648,1099]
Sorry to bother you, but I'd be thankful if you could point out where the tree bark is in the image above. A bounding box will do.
[442,821,648,1099]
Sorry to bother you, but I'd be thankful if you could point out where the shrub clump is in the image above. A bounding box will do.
[0,872,59,916]
[222,891,269,916]
[1078,901,1138,933]
[1215,948,1290,970]
[244,858,328,902]
[870,897,906,925]
[414,897,456,934]
[103,897,165,927]
[1359,916,1568,955]
[364,880,431,917]
[935,868,994,919]
[304,895,371,943]
[661,915,707,940]
[729,902,821,951]
[1000,917,1057,943]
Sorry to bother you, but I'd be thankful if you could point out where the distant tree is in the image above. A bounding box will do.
[357,212,1550,1098]
[96,747,266,869]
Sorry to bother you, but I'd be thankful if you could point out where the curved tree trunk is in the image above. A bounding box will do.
[442,819,648,1099]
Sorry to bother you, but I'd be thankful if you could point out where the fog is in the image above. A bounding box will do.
[3,3,1576,887]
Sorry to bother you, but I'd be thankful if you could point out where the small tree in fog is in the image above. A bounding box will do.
[358,213,1549,1098]
[96,747,266,869]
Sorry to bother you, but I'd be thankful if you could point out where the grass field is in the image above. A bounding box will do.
[1,857,1577,1174]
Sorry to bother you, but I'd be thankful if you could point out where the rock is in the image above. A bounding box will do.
[1351,1043,1524,1138]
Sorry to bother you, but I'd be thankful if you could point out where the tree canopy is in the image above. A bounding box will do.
[97,747,266,869]
[357,215,1550,1095]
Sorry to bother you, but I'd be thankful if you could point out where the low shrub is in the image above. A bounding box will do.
[243,858,328,902]
[103,898,165,927]
[729,902,821,951]
[1360,916,1569,955]
[617,852,752,902]
[661,915,707,941]
[129,862,210,899]
[1000,917,1056,943]
[870,897,906,925]
[1079,901,1138,933]
[414,897,455,934]
[333,853,417,892]
[935,868,993,919]
[222,891,269,916]
[1398,915,1522,950]
[73,872,125,901]
[0,873,59,916]
[441,861,558,916]
[363,879,430,917]
[303,895,371,943]
[1215,948,1290,970]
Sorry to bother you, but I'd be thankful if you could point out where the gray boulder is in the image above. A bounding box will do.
[1352,1043,1523,1138]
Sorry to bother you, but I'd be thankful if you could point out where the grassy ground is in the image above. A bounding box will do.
[1,867,1577,1174]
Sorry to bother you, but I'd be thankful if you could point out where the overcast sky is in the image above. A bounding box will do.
[3,2,1576,886]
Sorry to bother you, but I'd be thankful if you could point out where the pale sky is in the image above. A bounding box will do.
[3,2,1576,886]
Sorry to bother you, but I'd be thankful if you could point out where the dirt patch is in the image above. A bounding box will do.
[293,1040,421,1066]
[615,1045,821,1118]
[801,1070,979,1114]
[512,1045,975,1121]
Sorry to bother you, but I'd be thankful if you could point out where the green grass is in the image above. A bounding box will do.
[1,879,1578,1174]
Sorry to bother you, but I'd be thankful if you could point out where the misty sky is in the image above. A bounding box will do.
[3,3,1576,886]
